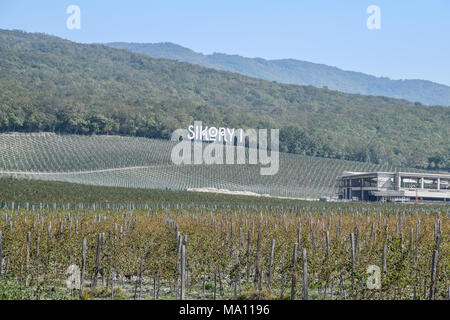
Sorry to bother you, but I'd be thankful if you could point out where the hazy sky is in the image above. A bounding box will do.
[1,0,449,85]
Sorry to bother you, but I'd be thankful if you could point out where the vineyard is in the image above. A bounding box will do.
[0,133,422,198]
[0,133,447,301]
[0,204,448,300]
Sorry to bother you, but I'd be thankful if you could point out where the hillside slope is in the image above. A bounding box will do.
[108,42,450,106]
[0,29,448,170]
[0,133,420,198]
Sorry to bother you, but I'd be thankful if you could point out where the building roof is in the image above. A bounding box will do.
[338,171,450,179]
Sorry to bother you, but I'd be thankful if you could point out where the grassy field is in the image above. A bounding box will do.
[0,177,312,209]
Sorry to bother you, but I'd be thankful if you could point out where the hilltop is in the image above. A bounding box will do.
[108,42,450,106]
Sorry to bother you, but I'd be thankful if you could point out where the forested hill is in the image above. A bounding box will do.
[107,42,450,107]
[0,29,449,170]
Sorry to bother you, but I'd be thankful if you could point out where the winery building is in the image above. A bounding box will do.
[337,171,450,202]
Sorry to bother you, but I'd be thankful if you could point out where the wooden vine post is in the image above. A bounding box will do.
[291,243,298,300]
[267,238,275,293]
[180,244,186,300]
[0,231,2,277]
[428,249,439,300]
[80,237,87,297]
[302,248,308,300]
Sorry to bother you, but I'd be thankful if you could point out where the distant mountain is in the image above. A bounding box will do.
[0,29,448,171]
[107,42,450,106]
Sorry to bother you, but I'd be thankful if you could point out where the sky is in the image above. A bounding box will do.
[1,0,449,85]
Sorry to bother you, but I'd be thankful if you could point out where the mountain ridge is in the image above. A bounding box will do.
[107,41,450,106]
